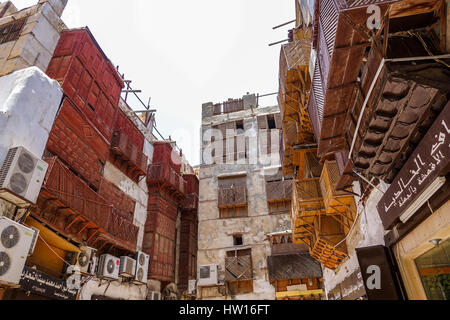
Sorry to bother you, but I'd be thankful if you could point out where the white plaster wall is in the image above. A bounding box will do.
[102,161,149,251]
[0,66,62,165]
[78,278,148,301]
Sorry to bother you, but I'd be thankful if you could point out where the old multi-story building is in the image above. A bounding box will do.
[0,0,199,301]
[280,0,450,300]
[197,94,324,300]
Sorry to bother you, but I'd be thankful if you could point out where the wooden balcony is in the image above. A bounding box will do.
[291,175,353,270]
[35,157,138,252]
[347,32,450,183]
[278,36,315,176]
[320,161,356,213]
[266,180,292,203]
[111,130,148,178]
[218,186,247,209]
[180,193,198,211]
[292,178,324,216]
[147,163,187,197]
[311,238,348,271]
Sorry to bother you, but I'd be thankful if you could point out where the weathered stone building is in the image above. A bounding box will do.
[197,94,323,300]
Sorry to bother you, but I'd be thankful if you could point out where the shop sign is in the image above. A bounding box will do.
[377,102,450,229]
[356,246,404,300]
[19,266,78,300]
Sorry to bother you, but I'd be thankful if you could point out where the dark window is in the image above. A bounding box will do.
[236,120,244,134]
[233,235,243,246]
[267,115,276,129]
[0,18,26,45]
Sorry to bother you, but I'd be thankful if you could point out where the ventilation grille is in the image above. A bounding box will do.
[0,148,18,187]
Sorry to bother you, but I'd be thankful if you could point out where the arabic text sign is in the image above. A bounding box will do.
[377,102,450,230]
[19,266,78,300]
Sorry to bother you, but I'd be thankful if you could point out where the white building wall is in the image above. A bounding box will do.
[323,182,388,299]
[0,66,62,217]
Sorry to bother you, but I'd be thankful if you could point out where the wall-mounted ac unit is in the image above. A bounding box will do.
[198,264,218,286]
[119,256,136,278]
[97,254,120,280]
[188,279,197,294]
[147,291,161,300]
[0,217,37,286]
[90,256,98,275]
[133,251,149,284]
[65,246,97,275]
[0,147,48,207]
[27,226,40,256]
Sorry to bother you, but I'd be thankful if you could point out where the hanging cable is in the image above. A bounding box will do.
[38,234,73,266]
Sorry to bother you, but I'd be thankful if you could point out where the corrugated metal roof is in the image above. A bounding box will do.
[267,253,323,280]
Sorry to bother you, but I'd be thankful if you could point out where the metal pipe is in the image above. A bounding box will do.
[273,19,296,30]
[269,39,289,47]
[258,92,278,98]
[353,170,385,195]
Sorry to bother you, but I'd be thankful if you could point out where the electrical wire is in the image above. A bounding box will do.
[37,234,73,266]
[332,179,377,250]
[409,31,450,69]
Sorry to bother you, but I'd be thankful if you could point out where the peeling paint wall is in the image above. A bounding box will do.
[198,103,288,300]
[323,182,388,299]
[103,161,149,251]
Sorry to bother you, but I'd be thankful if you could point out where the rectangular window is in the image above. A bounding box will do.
[218,176,248,218]
[415,238,450,300]
[0,18,26,45]
[233,235,243,246]
[267,115,276,130]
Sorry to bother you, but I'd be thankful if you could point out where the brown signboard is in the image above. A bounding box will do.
[19,266,78,300]
[356,246,405,300]
[377,102,450,230]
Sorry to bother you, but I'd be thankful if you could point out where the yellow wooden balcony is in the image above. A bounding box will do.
[276,289,324,300]
[320,160,355,211]
[311,238,348,271]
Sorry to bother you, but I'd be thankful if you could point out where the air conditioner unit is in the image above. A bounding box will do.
[133,251,149,284]
[97,254,120,280]
[188,279,197,295]
[198,264,218,286]
[119,256,136,278]
[27,226,40,256]
[147,291,161,300]
[0,217,37,286]
[90,256,98,275]
[0,147,49,207]
[65,246,97,275]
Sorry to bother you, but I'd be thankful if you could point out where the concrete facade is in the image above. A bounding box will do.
[198,95,289,300]
[0,0,67,76]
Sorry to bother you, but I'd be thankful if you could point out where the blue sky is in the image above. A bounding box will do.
[13,0,294,165]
